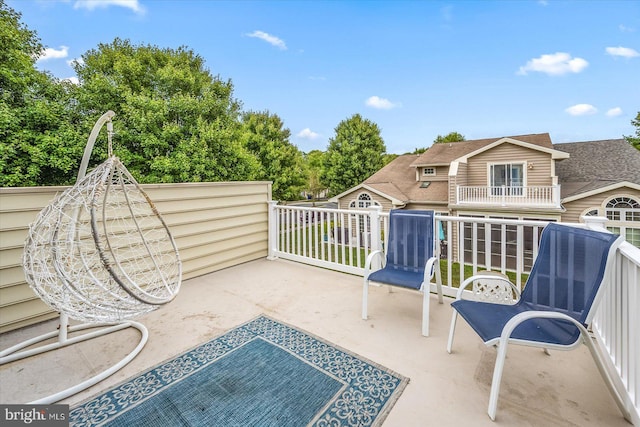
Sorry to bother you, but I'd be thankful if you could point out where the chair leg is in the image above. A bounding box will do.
[488,342,509,421]
[582,331,632,421]
[362,278,369,320]
[447,311,458,353]
[434,261,444,304]
[421,289,430,337]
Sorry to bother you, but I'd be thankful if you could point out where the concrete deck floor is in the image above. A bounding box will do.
[0,258,630,426]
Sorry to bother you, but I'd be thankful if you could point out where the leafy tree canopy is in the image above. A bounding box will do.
[304,150,326,200]
[625,112,640,150]
[434,131,465,144]
[241,110,306,201]
[0,2,83,186]
[73,38,260,183]
[322,113,386,196]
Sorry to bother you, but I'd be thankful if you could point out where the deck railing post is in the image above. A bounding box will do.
[582,215,609,232]
[369,206,382,270]
[267,201,279,260]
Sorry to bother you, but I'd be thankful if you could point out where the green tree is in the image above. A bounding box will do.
[241,111,306,201]
[73,38,260,183]
[434,131,465,144]
[304,150,326,200]
[0,3,83,186]
[382,153,399,165]
[322,114,386,195]
[625,112,640,150]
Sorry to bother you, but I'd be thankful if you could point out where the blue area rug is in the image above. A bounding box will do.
[70,315,409,426]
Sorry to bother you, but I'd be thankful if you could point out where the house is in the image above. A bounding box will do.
[333,133,640,247]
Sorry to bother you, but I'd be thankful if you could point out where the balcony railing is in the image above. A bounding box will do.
[456,185,561,207]
[267,202,640,425]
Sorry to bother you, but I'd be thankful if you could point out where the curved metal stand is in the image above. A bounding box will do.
[0,313,148,404]
[1,111,151,404]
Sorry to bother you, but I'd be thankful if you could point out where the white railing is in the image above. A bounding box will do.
[456,185,561,207]
[592,234,640,426]
[268,203,548,295]
[267,202,387,276]
[267,202,640,423]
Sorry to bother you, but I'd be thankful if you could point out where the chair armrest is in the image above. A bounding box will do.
[498,311,587,348]
[364,250,385,277]
[455,274,520,300]
[423,256,438,282]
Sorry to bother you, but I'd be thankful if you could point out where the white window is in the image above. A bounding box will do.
[349,192,380,209]
[605,196,640,248]
[349,193,380,232]
[423,167,436,176]
[489,163,524,196]
[606,196,640,222]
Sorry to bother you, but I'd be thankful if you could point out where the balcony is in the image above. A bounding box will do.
[456,185,561,208]
[0,189,638,426]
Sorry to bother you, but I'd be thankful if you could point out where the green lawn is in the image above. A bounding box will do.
[279,222,529,288]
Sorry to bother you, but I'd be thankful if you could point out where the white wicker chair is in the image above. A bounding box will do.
[0,111,182,403]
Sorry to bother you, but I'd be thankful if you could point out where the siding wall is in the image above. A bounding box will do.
[418,165,450,182]
[466,143,553,186]
[0,181,271,333]
[449,162,467,203]
[562,187,640,222]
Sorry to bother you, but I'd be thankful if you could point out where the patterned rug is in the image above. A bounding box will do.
[70,315,409,426]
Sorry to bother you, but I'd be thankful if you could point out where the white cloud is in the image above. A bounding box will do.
[297,128,320,140]
[440,5,453,22]
[246,31,287,50]
[74,0,146,15]
[517,52,588,76]
[565,104,598,116]
[538,0,548,6]
[36,45,69,62]
[606,107,623,117]
[365,96,401,110]
[66,57,84,67]
[605,46,640,58]
[619,24,635,33]
[64,76,80,85]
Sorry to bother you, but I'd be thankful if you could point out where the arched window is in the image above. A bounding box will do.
[349,192,380,209]
[606,196,640,222]
[349,193,380,233]
[584,209,599,217]
[605,196,640,248]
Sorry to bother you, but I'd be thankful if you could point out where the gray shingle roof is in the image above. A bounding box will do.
[410,133,553,167]
[553,139,640,198]
[364,154,449,203]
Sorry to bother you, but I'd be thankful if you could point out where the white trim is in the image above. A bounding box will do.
[330,183,404,205]
[410,162,450,168]
[423,167,436,176]
[455,137,570,164]
[448,161,460,177]
[562,181,640,203]
[579,207,602,220]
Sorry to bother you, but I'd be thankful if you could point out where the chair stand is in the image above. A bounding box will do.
[0,313,148,404]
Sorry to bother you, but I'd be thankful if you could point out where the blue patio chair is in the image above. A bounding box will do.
[362,210,443,337]
[447,222,626,421]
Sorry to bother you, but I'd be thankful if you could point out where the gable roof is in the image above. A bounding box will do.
[332,154,449,205]
[553,139,640,199]
[410,133,555,167]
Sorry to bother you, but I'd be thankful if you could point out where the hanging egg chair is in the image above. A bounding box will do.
[0,111,182,403]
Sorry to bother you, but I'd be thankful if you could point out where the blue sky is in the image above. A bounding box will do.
[10,0,640,154]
